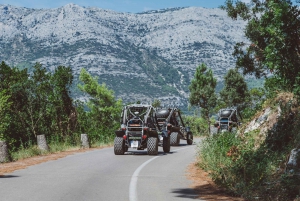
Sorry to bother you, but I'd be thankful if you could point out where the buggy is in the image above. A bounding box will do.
[214,107,242,133]
[155,107,193,146]
[114,104,171,155]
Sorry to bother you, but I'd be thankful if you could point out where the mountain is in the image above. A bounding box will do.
[0,4,247,107]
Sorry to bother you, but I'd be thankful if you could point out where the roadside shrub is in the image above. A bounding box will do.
[183,115,208,136]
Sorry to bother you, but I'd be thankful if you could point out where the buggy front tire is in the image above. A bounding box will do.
[147,137,158,155]
[187,132,193,145]
[163,136,170,153]
[114,137,125,155]
[170,132,180,146]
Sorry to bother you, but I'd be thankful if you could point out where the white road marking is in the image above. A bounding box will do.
[129,147,191,201]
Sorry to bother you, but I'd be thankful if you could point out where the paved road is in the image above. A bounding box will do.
[0,139,203,201]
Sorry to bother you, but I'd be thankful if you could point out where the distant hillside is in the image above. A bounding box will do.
[0,4,247,106]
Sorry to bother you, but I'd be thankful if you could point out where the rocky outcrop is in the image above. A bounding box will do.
[241,92,300,174]
[286,148,300,174]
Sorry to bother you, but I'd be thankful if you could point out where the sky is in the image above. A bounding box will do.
[0,0,251,13]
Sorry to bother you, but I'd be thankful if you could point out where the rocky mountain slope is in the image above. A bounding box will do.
[0,4,246,106]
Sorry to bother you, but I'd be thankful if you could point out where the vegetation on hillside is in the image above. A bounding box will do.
[199,93,300,200]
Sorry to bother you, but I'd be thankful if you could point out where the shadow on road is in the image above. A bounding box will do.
[172,185,244,201]
[171,188,199,199]
[0,175,19,178]
[124,150,175,156]
[124,143,195,156]
[193,184,245,201]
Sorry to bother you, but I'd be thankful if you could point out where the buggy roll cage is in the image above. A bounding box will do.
[120,104,164,132]
[155,106,185,128]
[216,107,242,128]
[120,104,186,131]
[121,104,153,124]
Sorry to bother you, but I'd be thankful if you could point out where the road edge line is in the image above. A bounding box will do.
[129,146,191,201]
[129,156,159,201]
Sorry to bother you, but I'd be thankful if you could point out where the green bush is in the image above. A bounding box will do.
[183,115,209,136]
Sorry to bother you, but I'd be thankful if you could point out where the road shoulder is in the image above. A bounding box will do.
[187,162,245,201]
[0,146,108,175]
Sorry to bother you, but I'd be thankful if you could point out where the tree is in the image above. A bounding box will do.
[0,61,76,148]
[221,0,300,95]
[189,64,217,134]
[0,61,32,147]
[77,68,122,142]
[219,69,250,109]
[0,90,11,141]
[21,63,76,141]
[49,65,75,135]
[152,99,161,108]
[25,63,52,137]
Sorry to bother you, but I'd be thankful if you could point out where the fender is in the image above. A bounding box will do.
[171,126,180,132]
[115,130,125,137]
[147,130,158,138]
[185,126,191,132]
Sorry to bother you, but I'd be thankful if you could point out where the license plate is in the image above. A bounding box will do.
[131,141,139,148]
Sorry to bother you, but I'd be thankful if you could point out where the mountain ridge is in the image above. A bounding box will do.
[0,4,247,106]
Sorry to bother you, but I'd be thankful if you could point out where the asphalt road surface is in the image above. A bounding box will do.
[0,139,203,201]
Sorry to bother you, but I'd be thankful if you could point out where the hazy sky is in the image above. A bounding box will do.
[0,0,252,13]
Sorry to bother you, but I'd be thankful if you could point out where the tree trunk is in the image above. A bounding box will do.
[81,134,90,149]
[37,134,49,151]
[0,141,8,162]
[207,115,211,135]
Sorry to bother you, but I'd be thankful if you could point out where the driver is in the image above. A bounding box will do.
[170,113,178,126]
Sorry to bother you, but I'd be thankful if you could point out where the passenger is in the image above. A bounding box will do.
[129,116,140,125]
[170,113,178,126]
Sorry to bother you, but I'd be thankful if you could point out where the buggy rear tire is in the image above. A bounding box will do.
[187,132,193,145]
[170,132,180,146]
[114,137,125,155]
[163,136,170,153]
[147,137,158,155]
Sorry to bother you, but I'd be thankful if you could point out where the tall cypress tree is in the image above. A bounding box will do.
[189,63,217,134]
[220,69,250,109]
